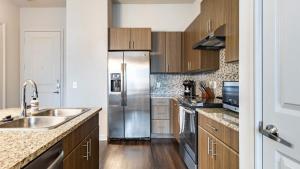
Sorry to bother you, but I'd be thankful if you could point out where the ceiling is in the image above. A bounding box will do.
[12,0,66,7]
[113,0,196,4]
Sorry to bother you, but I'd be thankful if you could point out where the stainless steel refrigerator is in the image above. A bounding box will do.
[108,51,150,139]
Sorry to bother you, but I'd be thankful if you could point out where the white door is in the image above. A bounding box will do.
[23,31,62,108]
[262,0,300,168]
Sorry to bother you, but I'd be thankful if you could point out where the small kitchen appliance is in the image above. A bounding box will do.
[222,81,239,112]
[183,80,196,97]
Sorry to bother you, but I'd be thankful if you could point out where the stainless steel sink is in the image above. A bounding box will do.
[0,116,69,130]
[0,108,90,130]
[33,108,90,118]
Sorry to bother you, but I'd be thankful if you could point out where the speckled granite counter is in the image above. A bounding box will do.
[196,108,239,132]
[0,107,101,169]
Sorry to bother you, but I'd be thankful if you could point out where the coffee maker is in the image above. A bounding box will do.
[183,80,196,97]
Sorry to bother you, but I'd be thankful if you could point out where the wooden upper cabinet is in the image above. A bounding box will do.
[166,32,182,73]
[109,28,131,50]
[150,32,182,73]
[109,28,151,51]
[201,0,226,37]
[130,28,151,50]
[151,32,166,73]
[225,0,239,62]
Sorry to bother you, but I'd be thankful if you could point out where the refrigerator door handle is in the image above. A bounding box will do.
[121,63,125,106]
[123,63,128,106]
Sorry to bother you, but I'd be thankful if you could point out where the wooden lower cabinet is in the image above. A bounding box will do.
[63,113,100,169]
[171,99,180,142]
[198,127,239,169]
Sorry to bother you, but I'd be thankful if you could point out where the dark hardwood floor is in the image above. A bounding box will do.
[99,139,187,169]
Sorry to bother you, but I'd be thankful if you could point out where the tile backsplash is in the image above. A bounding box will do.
[150,49,239,97]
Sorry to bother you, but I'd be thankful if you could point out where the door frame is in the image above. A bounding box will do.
[239,0,264,168]
[0,23,6,109]
[20,29,65,107]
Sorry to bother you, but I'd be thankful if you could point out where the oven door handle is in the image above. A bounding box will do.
[183,107,195,114]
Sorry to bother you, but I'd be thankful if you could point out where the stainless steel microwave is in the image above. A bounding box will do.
[222,81,239,112]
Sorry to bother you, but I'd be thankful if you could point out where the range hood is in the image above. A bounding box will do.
[193,24,226,50]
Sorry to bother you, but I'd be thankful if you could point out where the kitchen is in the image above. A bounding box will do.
[0,0,300,169]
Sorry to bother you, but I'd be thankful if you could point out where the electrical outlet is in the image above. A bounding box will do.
[72,81,78,89]
[156,82,161,88]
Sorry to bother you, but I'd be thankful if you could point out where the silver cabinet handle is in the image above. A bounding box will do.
[259,122,293,148]
[47,150,64,169]
[88,138,92,157]
[82,141,89,160]
[53,91,60,94]
[206,124,218,132]
[207,137,212,155]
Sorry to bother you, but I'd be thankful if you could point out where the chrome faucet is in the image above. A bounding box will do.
[21,80,39,117]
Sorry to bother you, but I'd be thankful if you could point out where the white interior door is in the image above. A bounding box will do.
[23,31,62,108]
[262,0,300,168]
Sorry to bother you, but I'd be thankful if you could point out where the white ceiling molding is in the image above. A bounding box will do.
[12,0,66,7]
[113,0,196,4]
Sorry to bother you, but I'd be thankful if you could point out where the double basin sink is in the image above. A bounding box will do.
[0,108,90,130]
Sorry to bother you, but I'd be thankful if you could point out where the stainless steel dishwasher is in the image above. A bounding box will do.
[23,141,64,169]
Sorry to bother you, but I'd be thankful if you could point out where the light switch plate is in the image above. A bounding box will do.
[72,81,78,89]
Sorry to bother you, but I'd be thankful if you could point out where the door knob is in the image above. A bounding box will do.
[259,122,292,148]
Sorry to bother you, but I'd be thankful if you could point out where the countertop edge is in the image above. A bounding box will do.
[197,108,239,132]
[8,108,101,169]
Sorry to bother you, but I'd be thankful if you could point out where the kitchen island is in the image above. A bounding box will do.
[0,108,101,169]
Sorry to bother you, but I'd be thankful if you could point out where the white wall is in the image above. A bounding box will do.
[66,0,108,140]
[20,8,65,31]
[113,0,201,31]
[0,0,20,108]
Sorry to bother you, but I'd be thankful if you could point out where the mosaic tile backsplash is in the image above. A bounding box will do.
[151,49,239,97]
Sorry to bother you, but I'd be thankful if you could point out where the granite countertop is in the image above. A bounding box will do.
[0,107,101,169]
[197,108,239,132]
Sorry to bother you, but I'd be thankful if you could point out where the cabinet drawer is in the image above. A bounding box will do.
[63,113,99,157]
[199,114,224,141]
[152,105,170,119]
[152,120,170,134]
[152,98,170,105]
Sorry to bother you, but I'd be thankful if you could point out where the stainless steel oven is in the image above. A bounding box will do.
[179,106,198,169]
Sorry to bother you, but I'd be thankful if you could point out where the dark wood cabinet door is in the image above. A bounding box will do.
[199,127,214,169]
[63,137,90,169]
[131,28,151,50]
[212,137,224,169]
[109,28,131,50]
[190,16,201,71]
[166,32,182,73]
[222,144,239,169]
[183,29,191,72]
[151,32,166,73]
[171,100,180,142]
[90,127,99,169]
[213,0,226,29]
[225,0,239,62]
